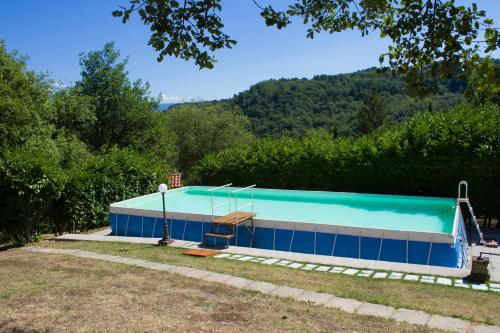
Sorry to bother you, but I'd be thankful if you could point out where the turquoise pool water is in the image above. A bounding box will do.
[113,186,456,234]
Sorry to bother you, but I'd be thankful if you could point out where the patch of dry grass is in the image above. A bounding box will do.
[0,250,434,333]
[43,240,500,326]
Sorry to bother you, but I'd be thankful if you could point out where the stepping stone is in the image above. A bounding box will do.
[261,258,280,265]
[393,308,430,326]
[324,296,362,313]
[228,254,243,260]
[301,264,318,271]
[356,303,395,319]
[404,274,419,282]
[329,266,345,273]
[471,284,489,291]
[201,272,231,283]
[489,282,500,289]
[388,272,404,280]
[420,276,435,284]
[342,268,359,275]
[436,277,452,286]
[490,288,500,293]
[249,257,266,263]
[314,265,331,272]
[269,286,305,298]
[296,291,332,305]
[427,315,470,333]
[214,253,231,258]
[287,262,303,269]
[454,280,470,288]
[275,260,292,266]
[356,270,373,277]
[244,281,277,294]
[237,256,254,261]
[473,324,500,333]
[373,272,388,279]
[223,276,253,288]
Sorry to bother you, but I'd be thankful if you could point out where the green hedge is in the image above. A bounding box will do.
[193,103,500,217]
[0,145,167,244]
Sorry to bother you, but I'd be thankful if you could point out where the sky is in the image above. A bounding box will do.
[0,1,499,103]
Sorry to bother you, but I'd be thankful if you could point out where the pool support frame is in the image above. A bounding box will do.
[109,187,469,268]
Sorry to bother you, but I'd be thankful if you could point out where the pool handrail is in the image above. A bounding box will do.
[210,183,232,221]
[232,185,257,225]
[208,183,233,191]
[231,184,256,193]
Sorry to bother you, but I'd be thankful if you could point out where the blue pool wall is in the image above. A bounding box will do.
[109,212,468,268]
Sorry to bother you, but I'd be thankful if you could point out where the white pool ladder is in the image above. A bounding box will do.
[458,181,485,245]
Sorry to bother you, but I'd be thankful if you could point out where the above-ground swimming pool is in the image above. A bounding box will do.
[109,186,469,268]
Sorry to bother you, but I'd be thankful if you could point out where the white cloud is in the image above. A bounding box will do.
[52,81,70,90]
[159,92,204,104]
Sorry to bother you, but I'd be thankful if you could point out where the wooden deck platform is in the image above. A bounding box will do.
[212,212,256,226]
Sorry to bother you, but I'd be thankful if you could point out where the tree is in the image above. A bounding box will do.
[51,88,96,139]
[0,42,168,244]
[0,42,53,147]
[356,88,387,134]
[75,42,158,150]
[163,103,254,172]
[226,68,463,137]
[464,57,500,106]
[113,1,499,93]
[130,111,178,166]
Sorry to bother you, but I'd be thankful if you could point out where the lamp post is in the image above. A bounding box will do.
[158,183,173,245]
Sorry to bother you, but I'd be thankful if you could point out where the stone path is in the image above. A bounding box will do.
[23,247,500,333]
[55,229,473,279]
[213,253,499,293]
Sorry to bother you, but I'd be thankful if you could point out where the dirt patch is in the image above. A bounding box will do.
[0,249,438,333]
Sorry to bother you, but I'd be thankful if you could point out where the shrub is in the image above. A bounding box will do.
[58,148,167,233]
[193,103,500,217]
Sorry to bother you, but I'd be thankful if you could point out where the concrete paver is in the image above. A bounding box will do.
[199,272,231,283]
[342,268,359,275]
[329,266,345,273]
[269,286,305,299]
[288,262,303,269]
[222,276,253,288]
[301,264,318,270]
[471,284,489,291]
[427,315,471,333]
[314,265,331,272]
[275,260,292,266]
[178,268,211,279]
[436,277,453,286]
[404,274,419,281]
[392,308,430,325]
[295,291,332,305]
[261,258,279,265]
[324,296,363,313]
[356,303,395,318]
[473,324,500,333]
[244,281,278,294]
[373,272,388,279]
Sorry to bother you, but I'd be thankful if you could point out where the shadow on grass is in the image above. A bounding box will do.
[0,243,23,252]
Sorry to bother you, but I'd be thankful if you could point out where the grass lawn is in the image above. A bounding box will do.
[0,249,437,333]
[42,240,500,326]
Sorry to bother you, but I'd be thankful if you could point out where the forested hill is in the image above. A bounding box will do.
[228,68,466,137]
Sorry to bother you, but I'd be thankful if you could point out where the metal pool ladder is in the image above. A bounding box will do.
[458,180,485,245]
[205,184,256,247]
